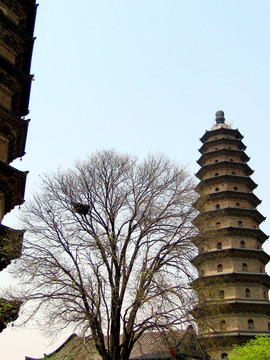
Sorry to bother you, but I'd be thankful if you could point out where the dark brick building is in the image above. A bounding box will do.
[0,0,37,331]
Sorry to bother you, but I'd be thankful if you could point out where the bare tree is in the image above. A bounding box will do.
[10,150,198,360]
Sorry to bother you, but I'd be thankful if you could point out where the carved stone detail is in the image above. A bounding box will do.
[0,122,11,139]
[0,0,25,21]
[0,70,21,92]
[0,29,24,54]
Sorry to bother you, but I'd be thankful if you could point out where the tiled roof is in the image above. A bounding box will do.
[130,331,180,359]
[25,326,209,360]
[25,334,99,360]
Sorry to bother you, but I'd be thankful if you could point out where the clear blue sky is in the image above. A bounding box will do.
[1,1,270,359]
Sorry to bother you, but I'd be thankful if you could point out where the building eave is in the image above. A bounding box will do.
[192,248,270,266]
[196,161,254,180]
[193,190,261,210]
[0,161,28,213]
[200,127,243,144]
[192,272,270,288]
[0,105,29,162]
[195,174,257,193]
[194,207,266,225]
[193,226,269,245]
[197,149,250,167]
[199,138,246,154]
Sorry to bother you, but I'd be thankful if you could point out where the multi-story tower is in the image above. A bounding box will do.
[192,111,270,360]
[0,0,37,331]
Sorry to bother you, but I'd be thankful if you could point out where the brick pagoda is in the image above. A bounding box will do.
[192,111,270,359]
[0,0,37,331]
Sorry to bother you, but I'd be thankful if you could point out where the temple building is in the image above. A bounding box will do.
[0,0,37,331]
[192,111,270,359]
[25,326,209,360]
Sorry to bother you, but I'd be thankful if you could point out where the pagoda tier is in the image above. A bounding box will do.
[194,207,265,226]
[194,227,268,246]
[0,4,36,72]
[199,138,246,154]
[197,149,250,167]
[196,161,254,180]
[194,190,261,209]
[195,174,257,193]
[193,248,270,267]
[0,106,29,162]
[0,0,37,117]
[0,55,33,117]
[0,161,28,216]
[192,111,270,360]
[200,126,243,143]
[0,0,37,34]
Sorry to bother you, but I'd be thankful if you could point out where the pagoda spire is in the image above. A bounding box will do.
[215,110,225,124]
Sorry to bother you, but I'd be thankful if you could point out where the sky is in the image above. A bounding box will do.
[1,1,270,359]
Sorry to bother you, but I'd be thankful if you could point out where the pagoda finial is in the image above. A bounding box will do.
[215,110,225,124]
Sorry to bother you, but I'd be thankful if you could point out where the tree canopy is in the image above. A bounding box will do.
[10,150,197,360]
[229,336,270,360]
